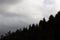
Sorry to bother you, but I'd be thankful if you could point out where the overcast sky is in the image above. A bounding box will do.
[0,0,60,34]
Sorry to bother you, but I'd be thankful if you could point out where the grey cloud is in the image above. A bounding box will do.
[44,0,54,4]
[0,12,19,17]
[0,12,28,17]
[0,0,22,5]
[0,12,33,25]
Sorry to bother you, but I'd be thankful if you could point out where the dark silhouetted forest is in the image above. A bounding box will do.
[0,11,60,40]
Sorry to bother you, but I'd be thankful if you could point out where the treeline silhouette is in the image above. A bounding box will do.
[0,11,60,40]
